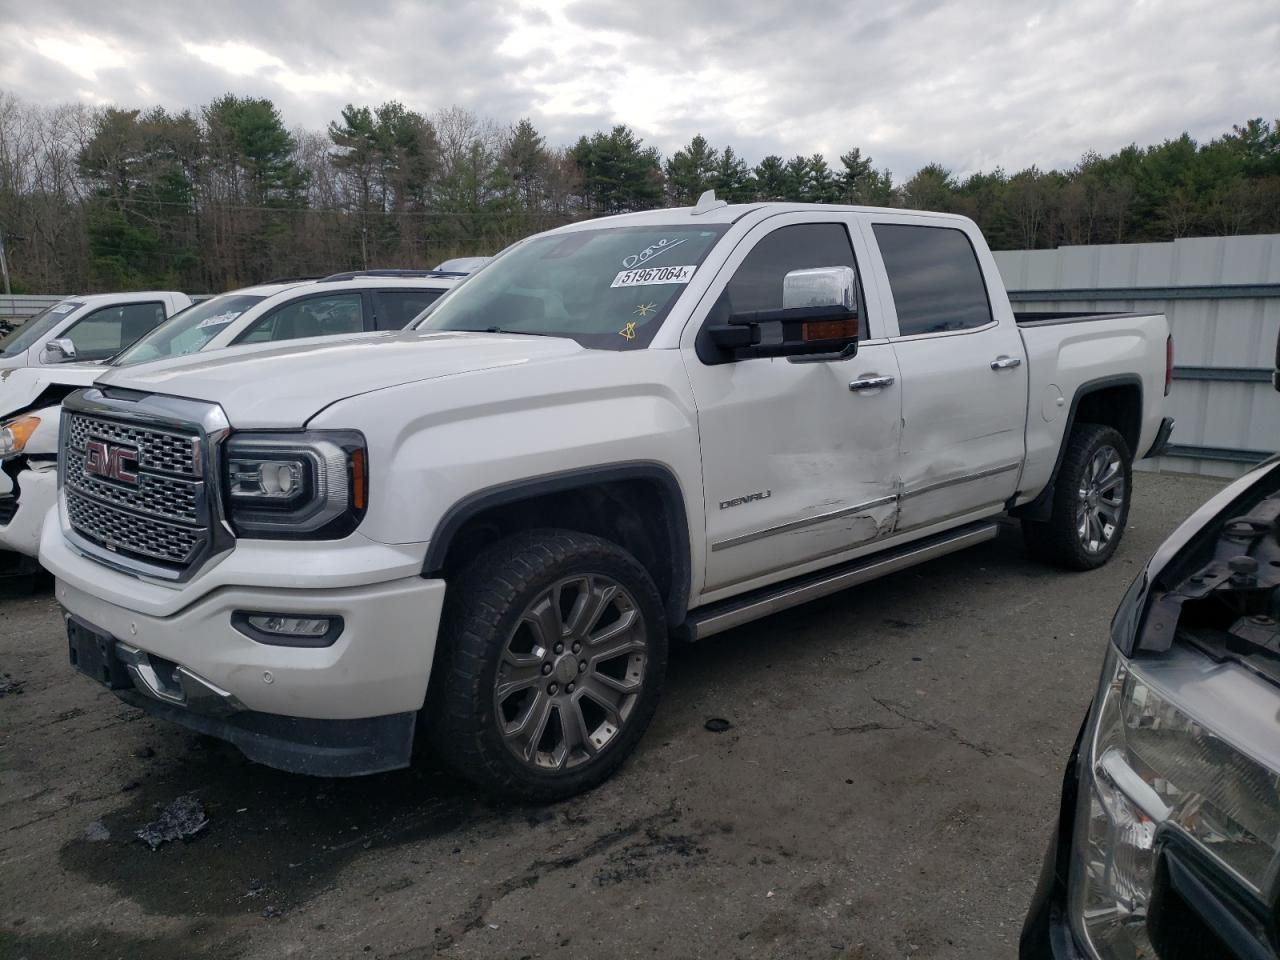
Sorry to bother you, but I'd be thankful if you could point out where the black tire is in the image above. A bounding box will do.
[427,529,668,801]
[1022,423,1133,571]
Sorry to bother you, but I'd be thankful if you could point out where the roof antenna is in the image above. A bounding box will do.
[692,189,727,215]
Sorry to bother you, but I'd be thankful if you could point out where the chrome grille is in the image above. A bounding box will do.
[65,449,199,523]
[65,492,202,565]
[61,408,211,573]
[66,414,198,477]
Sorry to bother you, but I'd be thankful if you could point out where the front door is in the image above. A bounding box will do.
[681,214,903,599]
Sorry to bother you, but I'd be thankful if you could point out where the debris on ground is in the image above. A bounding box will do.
[0,673,24,698]
[135,794,209,850]
[83,820,111,842]
[704,717,732,733]
[262,904,283,919]
[244,878,265,899]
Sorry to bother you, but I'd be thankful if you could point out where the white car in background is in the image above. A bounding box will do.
[0,271,462,563]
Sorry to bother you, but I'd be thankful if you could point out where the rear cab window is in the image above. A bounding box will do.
[872,224,992,336]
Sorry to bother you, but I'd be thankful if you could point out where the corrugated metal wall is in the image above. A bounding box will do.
[994,234,1280,477]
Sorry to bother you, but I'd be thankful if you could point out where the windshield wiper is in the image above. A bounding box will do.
[469,326,555,337]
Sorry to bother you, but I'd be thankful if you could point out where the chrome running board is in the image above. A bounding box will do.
[687,521,1001,640]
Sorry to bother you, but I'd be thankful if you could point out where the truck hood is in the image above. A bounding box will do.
[93,330,585,427]
[0,362,102,419]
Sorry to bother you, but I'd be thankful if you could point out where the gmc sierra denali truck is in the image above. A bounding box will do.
[43,196,1174,799]
[0,271,461,562]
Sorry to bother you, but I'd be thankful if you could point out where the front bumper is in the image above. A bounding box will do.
[42,507,447,773]
[0,465,56,558]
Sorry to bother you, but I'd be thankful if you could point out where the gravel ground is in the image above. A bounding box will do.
[0,471,1229,960]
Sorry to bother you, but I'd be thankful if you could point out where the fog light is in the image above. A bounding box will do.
[249,615,329,636]
[232,611,343,647]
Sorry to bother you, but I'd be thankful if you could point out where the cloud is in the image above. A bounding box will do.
[0,0,1275,179]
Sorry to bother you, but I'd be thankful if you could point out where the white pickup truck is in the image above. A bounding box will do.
[0,272,461,562]
[44,198,1174,799]
[0,291,192,370]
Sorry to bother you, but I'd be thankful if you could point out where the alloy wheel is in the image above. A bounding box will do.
[494,574,648,771]
[1076,444,1125,554]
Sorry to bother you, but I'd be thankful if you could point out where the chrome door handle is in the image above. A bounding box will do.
[990,355,1022,370]
[849,375,895,392]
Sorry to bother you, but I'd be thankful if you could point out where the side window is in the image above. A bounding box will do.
[872,224,993,336]
[712,222,862,322]
[372,289,444,330]
[64,302,165,360]
[235,293,367,344]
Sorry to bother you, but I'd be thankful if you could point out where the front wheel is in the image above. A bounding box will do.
[1022,423,1133,571]
[427,529,668,801]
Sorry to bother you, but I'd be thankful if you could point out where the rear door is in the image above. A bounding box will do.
[860,217,1028,532]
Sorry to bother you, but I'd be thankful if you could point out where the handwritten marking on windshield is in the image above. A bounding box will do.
[622,237,687,268]
[619,321,637,340]
[635,302,657,317]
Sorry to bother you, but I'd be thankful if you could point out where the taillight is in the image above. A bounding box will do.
[1165,335,1173,396]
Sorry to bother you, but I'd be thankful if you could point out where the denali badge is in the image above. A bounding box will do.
[719,490,771,510]
[83,439,139,485]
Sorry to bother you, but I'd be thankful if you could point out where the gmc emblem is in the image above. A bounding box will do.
[84,439,139,485]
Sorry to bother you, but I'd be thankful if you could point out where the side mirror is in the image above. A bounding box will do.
[42,337,77,363]
[708,266,859,361]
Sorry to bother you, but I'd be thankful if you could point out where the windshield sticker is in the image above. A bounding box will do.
[622,237,688,268]
[619,321,637,340]
[634,302,658,317]
[51,303,76,314]
[611,265,696,288]
[196,312,241,329]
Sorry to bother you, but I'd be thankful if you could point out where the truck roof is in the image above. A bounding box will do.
[551,200,976,232]
[64,291,188,303]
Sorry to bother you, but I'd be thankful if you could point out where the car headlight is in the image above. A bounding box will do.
[1069,647,1280,958]
[0,414,40,459]
[223,431,367,539]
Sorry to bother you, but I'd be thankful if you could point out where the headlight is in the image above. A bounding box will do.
[0,415,40,459]
[1069,647,1280,958]
[223,431,367,539]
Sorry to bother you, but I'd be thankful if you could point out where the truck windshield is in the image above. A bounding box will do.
[111,294,265,366]
[414,225,727,349]
[0,300,84,356]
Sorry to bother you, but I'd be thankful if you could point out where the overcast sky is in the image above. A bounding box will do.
[1,0,1276,178]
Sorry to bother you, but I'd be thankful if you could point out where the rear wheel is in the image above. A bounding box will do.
[428,529,667,800]
[1022,423,1132,571]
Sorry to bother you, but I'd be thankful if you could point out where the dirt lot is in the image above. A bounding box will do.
[0,471,1229,960]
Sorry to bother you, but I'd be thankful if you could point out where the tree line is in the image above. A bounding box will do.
[0,88,1277,294]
